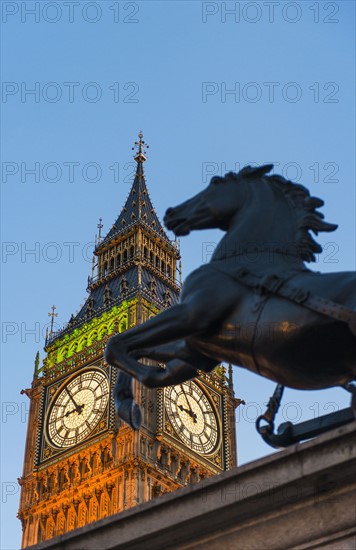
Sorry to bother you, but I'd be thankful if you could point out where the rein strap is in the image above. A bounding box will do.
[213,266,356,336]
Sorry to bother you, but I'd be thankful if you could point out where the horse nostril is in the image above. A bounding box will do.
[165,208,173,216]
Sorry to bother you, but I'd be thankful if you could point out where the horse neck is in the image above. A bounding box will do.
[211,183,306,272]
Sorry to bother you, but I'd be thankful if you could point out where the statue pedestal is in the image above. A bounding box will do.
[31,422,356,550]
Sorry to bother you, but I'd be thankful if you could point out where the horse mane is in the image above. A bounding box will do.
[235,165,338,262]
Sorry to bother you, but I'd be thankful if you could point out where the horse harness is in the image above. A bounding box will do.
[211,265,356,336]
[209,263,356,447]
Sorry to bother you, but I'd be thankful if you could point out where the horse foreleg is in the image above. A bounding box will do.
[108,332,218,387]
[105,272,236,376]
[112,341,218,429]
[111,340,193,429]
[112,360,198,430]
[139,357,218,388]
[106,303,203,362]
[135,340,218,387]
[105,304,203,389]
[112,371,142,430]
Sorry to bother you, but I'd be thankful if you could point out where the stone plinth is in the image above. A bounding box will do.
[29,422,356,550]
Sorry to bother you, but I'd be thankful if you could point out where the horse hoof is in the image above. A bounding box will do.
[115,398,142,430]
[130,402,142,430]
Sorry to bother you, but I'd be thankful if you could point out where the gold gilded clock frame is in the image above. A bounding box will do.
[35,360,117,467]
[157,374,229,472]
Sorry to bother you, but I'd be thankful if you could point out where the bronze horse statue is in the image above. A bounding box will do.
[105,165,356,430]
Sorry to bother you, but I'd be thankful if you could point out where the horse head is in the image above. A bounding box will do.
[164,164,338,262]
[164,165,274,236]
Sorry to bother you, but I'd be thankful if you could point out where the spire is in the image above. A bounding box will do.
[48,305,58,336]
[132,130,149,172]
[46,133,182,344]
[33,351,40,379]
[100,132,171,246]
[228,363,234,389]
[97,217,103,244]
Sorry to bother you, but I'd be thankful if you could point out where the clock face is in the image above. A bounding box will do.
[45,369,109,449]
[165,381,221,455]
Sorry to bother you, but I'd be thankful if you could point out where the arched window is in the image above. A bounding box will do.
[78,336,87,352]
[45,517,55,540]
[68,341,77,357]
[111,487,118,514]
[67,507,76,531]
[103,262,108,276]
[109,258,114,272]
[123,250,128,263]
[129,246,134,259]
[167,265,171,277]
[89,499,98,523]
[88,330,98,345]
[119,315,128,333]
[150,251,154,264]
[108,320,116,334]
[161,260,166,273]
[100,493,110,519]
[77,503,87,528]
[99,325,107,339]
[56,514,66,536]
[143,247,148,259]
[116,254,121,268]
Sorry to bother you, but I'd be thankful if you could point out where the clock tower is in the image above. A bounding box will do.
[18,134,239,547]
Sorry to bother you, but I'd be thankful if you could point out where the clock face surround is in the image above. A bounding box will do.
[45,369,109,449]
[164,381,221,456]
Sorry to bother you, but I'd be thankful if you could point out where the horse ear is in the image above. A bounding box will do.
[249,164,274,178]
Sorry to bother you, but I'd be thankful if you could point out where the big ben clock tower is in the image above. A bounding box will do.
[18,134,239,547]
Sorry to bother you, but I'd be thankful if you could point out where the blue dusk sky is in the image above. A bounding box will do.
[1,1,355,548]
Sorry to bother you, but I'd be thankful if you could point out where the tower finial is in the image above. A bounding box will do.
[97,217,103,243]
[48,305,58,337]
[132,131,149,163]
[228,363,234,389]
[33,351,40,379]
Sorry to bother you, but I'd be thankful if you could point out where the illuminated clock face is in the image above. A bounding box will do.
[45,369,109,449]
[165,381,221,455]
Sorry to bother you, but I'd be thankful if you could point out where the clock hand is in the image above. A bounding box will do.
[181,385,195,414]
[179,387,198,424]
[178,404,197,422]
[65,387,81,412]
[65,404,85,417]
[55,404,85,421]
[64,407,77,418]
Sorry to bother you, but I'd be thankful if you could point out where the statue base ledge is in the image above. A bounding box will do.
[30,422,356,550]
